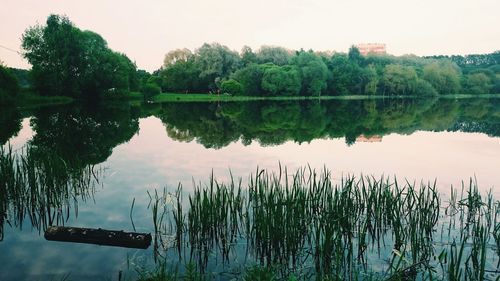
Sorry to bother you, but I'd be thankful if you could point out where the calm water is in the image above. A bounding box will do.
[1,98,499,280]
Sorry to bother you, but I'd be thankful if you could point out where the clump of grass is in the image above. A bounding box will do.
[0,144,100,237]
[148,166,499,280]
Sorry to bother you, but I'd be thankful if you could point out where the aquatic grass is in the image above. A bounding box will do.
[0,144,100,237]
[148,166,499,280]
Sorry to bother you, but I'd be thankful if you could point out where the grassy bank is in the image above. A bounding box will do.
[151,92,500,103]
[4,90,146,108]
[14,89,74,107]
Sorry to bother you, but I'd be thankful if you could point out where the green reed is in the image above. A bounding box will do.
[148,167,499,280]
[0,144,100,237]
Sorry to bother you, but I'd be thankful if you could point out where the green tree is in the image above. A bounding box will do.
[21,14,137,99]
[231,64,265,96]
[328,54,365,95]
[348,46,364,65]
[363,64,379,95]
[0,64,19,103]
[380,64,418,95]
[422,61,461,94]
[414,79,438,96]
[241,46,257,66]
[142,83,161,100]
[261,65,301,96]
[220,79,243,96]
[163,48,192,68]
[161,57,204,92]
[256,46,292,66]
[465,73,491,94]
[195,43,241,90]
[291,51,328,96]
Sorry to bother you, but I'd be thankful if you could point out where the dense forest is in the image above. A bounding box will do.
[1,14,499,103]
[160,44,500,97]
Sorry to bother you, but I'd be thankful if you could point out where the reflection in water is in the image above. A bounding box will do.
[0,108,22,145]
[148,168,499,280]
[154,98,500,148]
[1,102,141,240]
[0,145,100,240]
[29,103,141,169]
[0,98,499,280]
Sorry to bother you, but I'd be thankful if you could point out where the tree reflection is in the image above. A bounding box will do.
[0,108,22,145]
[0,103,141,239]
[156,98,500,148]
[29,103,140,169]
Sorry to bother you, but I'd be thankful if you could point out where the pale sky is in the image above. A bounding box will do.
[1,0,499,72]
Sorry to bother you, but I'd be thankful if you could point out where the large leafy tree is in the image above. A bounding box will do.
[328,54,365,95]
[291,51,328,96]
[231,64,265,96]
[194,43,241,90]
[22,14,137,99]
[256,46,292,66]
[0,64,19,103]
[422,61,461,94]
[261,64,301,96]
[380,64,418,95]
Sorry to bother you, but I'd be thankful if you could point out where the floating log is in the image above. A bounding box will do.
[44,226,152,249]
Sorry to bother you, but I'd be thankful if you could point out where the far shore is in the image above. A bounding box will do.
[150,92,500,103]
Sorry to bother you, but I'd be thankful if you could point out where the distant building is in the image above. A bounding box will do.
[356,43,386,56]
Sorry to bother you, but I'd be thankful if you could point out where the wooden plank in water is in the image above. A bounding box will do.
[44,226,152,249]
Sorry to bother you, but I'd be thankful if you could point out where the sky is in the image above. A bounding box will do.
[1,0,499,72]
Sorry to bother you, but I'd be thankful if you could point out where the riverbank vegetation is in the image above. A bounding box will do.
[2,14,499,106]
[0,15,155,105]
[139,167,499,280]
[158,44,500,98]
[155,98,500,148]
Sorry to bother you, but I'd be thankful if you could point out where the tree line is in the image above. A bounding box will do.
[159,44,500,97]
[1,14,499,103]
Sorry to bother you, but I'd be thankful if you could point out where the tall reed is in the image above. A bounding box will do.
[148,167,499,280]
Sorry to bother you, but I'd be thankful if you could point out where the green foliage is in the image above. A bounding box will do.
[328,54,366,95]
[243,266,276,281]
[195,43,241,90]
[422,61,461,94]
[159,43,499,97]
[231,64,265,96]
[0,64,19,103]
[156,98,500,149]
[143,83,161,100]
[7,68,31,88]
[380,64,418,95]
[0,108,21,145]
[220,79,243,96]
[414,79,438,96]
[363,64,379,95]
[348,46,364,65]
[261,65,301,96]
[21,14,138,100]
[29,103,140,170]
[161,58,204,92]
[291,51,328,96]
[256,46,292,66]
[241,45,257,66]
[464,73,491,94]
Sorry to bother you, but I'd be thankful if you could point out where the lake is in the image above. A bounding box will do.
[1,97,499,280]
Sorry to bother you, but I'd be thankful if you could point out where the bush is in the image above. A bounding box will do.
[414,79,438,96]
[142,83,161,100]
[220,79,243,96]
[0,65,19,103]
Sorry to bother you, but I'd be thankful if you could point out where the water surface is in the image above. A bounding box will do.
[1,98,499,280]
